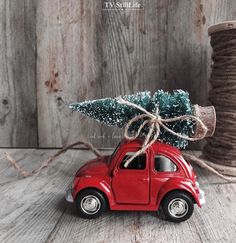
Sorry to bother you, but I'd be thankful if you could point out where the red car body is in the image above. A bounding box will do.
[66,139,205,221]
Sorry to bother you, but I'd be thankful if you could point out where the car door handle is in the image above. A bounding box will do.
[137,178,148,182]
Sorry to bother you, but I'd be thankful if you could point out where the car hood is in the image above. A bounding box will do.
[75,155,110,176]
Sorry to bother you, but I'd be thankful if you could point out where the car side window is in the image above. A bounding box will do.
[155,155,177,172]
[120,152,146,170]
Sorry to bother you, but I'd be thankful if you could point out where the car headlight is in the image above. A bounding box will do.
[66,180,74,190]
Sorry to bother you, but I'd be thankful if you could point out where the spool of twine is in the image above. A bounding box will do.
[203,21,236,176]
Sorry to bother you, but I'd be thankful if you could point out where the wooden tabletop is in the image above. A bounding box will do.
[0,149,235,243]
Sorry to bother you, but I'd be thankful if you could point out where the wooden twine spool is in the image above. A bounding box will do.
[203,21,236,176]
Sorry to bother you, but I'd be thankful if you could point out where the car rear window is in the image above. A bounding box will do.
[155,155,177,172]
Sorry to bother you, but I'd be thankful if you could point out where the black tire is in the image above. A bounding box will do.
[76,189,107,219]
[161,191,194,223]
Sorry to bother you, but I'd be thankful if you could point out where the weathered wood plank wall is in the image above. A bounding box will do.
[0,0,37,147]
[0,0,236,148]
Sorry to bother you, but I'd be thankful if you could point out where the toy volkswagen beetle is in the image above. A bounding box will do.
[66,139,205,222]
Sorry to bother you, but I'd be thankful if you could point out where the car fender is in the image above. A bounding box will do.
[156,178,200,208]
[73,176,116,206]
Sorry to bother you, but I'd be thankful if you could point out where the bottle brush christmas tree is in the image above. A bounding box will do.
[69,90,203,149]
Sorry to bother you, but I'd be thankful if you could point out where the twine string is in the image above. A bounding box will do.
[4,135,236,182]
[4,91,236,182]
[4,140,102,178]
[117,96,208,167]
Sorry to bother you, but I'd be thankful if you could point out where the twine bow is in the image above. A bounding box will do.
[117,96,208,167]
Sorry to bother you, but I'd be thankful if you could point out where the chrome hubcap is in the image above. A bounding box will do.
[81,195,101,215]
[168,198,188,218]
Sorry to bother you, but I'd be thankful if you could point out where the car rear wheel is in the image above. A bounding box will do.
[161,191,194,223]
[76,189,107,219]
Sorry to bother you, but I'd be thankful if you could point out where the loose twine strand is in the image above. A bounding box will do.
[4,139,236,182]
[203,29,236,167]
[3,97,236,182]
[4,141,102,178]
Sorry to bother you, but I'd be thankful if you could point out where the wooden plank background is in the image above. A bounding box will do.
[0,0,236,148]
[0,0,37,147]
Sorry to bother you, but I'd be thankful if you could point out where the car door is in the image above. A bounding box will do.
[112,150,149,204]
[150,152,180,199]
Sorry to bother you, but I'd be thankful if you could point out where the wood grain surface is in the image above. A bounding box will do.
[0,0,37,147]
[0,149,235,243]
[1,0,236,148]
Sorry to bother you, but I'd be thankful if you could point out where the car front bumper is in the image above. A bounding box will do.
[196,181,206,206]
[199,188,206,206]
[65,188,74,203]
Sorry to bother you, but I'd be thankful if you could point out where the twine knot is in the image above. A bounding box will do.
[117,96,208,167]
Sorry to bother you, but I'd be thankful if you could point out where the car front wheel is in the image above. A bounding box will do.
[76,189,107,219]
[161,191,194,223]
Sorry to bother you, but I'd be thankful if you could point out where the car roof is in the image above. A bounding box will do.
[120,138,182,155]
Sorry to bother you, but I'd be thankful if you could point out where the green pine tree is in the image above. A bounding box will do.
[69,90,194,149]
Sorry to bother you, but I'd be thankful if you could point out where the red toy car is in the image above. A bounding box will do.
[66,139,205,222]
